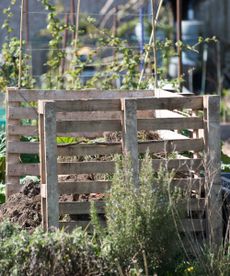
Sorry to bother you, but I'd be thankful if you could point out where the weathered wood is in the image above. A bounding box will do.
[59,220,106,232]
[6,90,21,197]
[8,88,154,102]
[8,141,39,154]
[58,143,122,156]
[39,111,47,229]
[8,163,40,176]
[43,101,59,230]
[171,178,205,191]
[180,219,206,232]
[138,138,204,154]
[60,219,205,233]
[57,161,115,174]
[151,158,203,172]
[203,95,222,246]
[137,117,204,131]
[56,120,121,133]
[121,99,139,188]
[8,107,37,120]
[58,181,111,194]
[8,125,38,136]
[53,99,121,112]
[136,96,203,110]
[59,201,105,215]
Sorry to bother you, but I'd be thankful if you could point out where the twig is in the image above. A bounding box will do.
[18,0,25,88]
[74,0,81,49]
[138,0,163,88]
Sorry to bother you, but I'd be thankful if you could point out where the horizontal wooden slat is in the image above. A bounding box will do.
[8,107,37,120]
[56,120,121,133]
[37,96,203,113]
[8,125,38,136]
[57,161,115,174]
[58,181,111,194]
[59,199,204,215]
[60,219,205,233]
[7,159,202,176]
[8,124,103,138]
[138,138,204,153]
[8,163,40,176]
[8,141,39,154]
[136,96,203,110]
[56,117,203,134]
[180,219,206,232]
[8,89,154,102]
[137,118,204,131]
[182,198,206,211]
[59,220,106,232]
[59,201,105,215]
[171,178,205,191]
[48,99,121,112]
[41,178,205,197]
[7,139,204,156]
[57,143,122,156]
[152,158,203,171]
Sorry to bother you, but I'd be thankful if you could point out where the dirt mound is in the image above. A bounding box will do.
[0,179,41,231]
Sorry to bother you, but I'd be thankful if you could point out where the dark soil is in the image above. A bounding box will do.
[0,177,105,231]
[0,179,41,231]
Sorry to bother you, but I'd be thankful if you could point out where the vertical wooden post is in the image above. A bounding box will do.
[121,99,139,189]
[39,101,59,230]
[38,102,46,230]
[6,88,21,197]
[176,0,183,90]
[203,95,222,247]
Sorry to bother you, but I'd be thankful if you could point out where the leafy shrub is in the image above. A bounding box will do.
[91,153,184,275]
[0,221,108,276]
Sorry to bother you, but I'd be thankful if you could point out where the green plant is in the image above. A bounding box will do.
[91,153,184,275]
[0,221,108,276]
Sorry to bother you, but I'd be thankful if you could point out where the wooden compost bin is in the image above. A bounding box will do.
[37,95,222,246]
[6,87,153,196]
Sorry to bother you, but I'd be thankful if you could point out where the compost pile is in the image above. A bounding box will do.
[0,180,41,231]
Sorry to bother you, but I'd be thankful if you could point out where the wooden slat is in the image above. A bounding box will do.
[203,95,222,246]
[8,107,37,120]
[8,108,122,121]
[180,219,206,232]
[59,201,105,215]
[57,161,115,174]
[182,198,206,211]
[53,99,121,112]
[56,120,121,133]
[59,220,106,232]
[58,181,111,194]
[121,99,139,188]
[43,101,59,229]
[8,124,103,138]
[8,163,40,176]
[136,96,203,110]
[151,158,203,171]
[138,138,204,153]
[8,88,154,102]
[60,219,206,233]
[171,178,205,191]
[8,141,39,154]
[59,219,206,233]
[7,159,202,176]
[57,143,122,156]
[8,125,38,136]
[59,199,204,215]
[137,117,204,131]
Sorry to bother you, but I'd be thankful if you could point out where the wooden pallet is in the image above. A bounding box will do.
[6,88,154,196]
[38,95,222,246]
